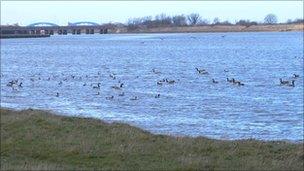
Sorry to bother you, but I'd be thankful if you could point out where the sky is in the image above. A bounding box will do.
[1,1,303,26]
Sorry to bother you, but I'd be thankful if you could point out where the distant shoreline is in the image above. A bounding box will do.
[111,23,304,34]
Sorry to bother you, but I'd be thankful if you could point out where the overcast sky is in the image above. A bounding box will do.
[1,1,303,26]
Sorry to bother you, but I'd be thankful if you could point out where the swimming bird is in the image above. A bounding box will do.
[106,96,114,100]
[109,74,116,80]
[293,74,299,78]
[166,79,175,84]
[155,94,160,98]
[118,92,125,96]
[287,80,295,87]
[227,78,234,83]
[196,68,206,74]
[83,83,87,86]
[212,79,218,84]
[130,96,139,100]
[58,81,63,86]
[56,93,59,97]
[18,82,23,88]
[152,69,161,74]
[233,80,241,84]
[280,78,289,85]
[157,81,163,86]
[93,83,101,89]
[111,83,124,90]
[237,82,244,86]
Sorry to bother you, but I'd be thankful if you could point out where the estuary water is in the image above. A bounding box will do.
[1,32,303,141]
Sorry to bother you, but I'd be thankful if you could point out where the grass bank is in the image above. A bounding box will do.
[1,108,303,170]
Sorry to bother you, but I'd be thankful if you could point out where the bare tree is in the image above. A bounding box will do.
[155,13,172,26]
[264,14,278,24]
[213,17,220,25]
[172,15,187,26]
[198,19,210,25]
[187,13,201,25]
[236,19,258,27]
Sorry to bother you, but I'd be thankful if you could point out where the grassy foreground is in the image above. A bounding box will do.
[1,108,303,170]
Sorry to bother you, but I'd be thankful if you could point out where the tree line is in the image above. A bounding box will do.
[124,13,303,31]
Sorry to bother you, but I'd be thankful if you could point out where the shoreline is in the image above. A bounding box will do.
[111,23,304,34]
[1,107,303,170]
[1,106,302,143]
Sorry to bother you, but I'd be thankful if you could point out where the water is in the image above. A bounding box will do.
[1,32,303,141]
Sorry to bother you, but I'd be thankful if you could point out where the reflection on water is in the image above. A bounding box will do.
[1,32,303,141]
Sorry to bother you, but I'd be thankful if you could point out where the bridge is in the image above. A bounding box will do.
[1,21,109,37]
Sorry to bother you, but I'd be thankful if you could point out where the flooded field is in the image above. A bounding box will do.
[1,32,303,141]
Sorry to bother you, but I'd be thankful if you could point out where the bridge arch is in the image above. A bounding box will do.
[27,22,59,27]
[68,22,100,26]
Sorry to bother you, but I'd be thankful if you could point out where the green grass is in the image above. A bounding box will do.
[1,108,303,170]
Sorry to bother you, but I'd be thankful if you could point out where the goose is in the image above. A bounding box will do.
[233,80,241,84]
[93,83,101,89]
[212,79,218,84]
[280,78,289,85]
[200,71,209,75]
[157,81,163,85]
[109,74,116,80]
[227,78,234,83]
[155,94,160,98]
[196,68,206,74]
[152,69,161,74]
[106,96,114,100]
[166,79,175,84]
[293,74,299,78]
[111,83,124,90]
[130,96,139,100]
[237,82,244,86]
[7,81,15,87]
[287,80,295,87]
[18,82,23,88]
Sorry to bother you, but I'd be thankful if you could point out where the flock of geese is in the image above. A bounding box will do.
[3,67,300,101]
[194,68,300,87]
